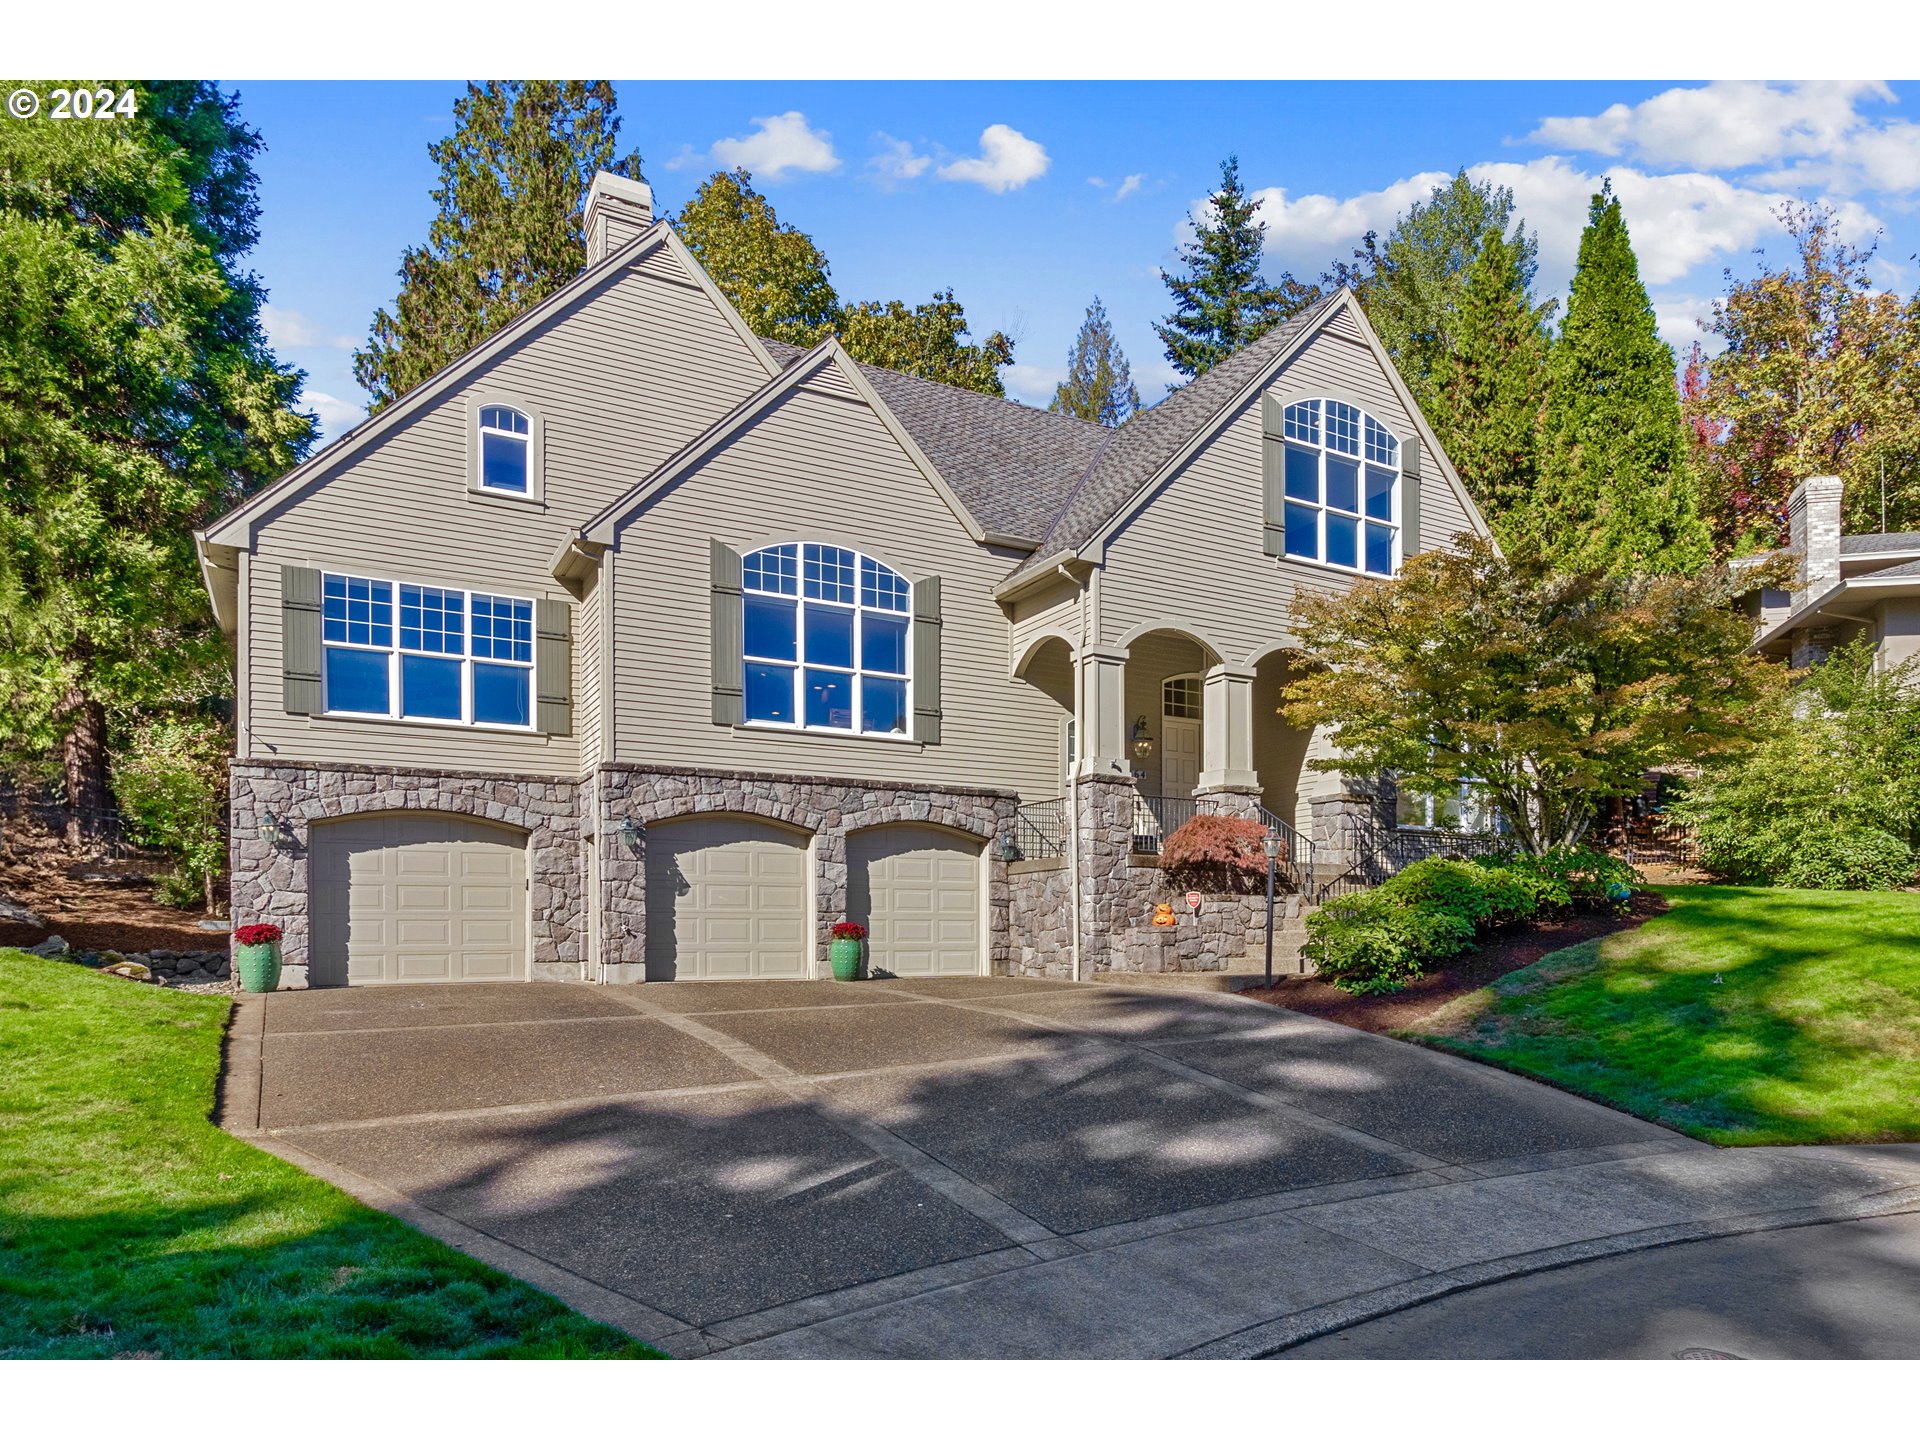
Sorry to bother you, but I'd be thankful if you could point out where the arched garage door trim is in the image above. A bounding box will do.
[644,813,813,981]
[846,823,986,978]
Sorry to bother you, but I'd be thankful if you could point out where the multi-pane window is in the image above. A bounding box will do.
[1395,777,1502,833]
[1162,675,1201,720]
[322,572,534,727]
[1280,399,1399,576]
[478,406,531,493]
[742,543,911,735]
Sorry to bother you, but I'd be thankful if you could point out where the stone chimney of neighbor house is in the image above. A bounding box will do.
[1787,474,1844,607]
[583,171,654,266]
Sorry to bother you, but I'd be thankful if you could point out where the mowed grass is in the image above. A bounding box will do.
[1409,886,1920,1145]
[0,951,661,1358]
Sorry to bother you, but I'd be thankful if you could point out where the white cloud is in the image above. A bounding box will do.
[1001,363,1065,408]
[262,304,353,351]
[937,124,1050,193]
[869,133,931,185]
[1528,81,1920,196]
[1236,156,1886,296]
[1649,293,1720,357]
[708,111,840,180]
[1113,173,1145,202]
[305,390,365,438]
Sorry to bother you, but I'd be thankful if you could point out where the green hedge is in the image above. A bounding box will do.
[1300,849,1637,995]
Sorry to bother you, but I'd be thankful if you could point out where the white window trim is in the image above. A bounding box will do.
[1278,397,1402,579]
[739,542,914,741]
[319,570,539,733]
[466,393,544,505]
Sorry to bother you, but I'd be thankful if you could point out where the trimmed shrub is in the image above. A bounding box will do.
[1158,814,1273,894]
[1474,847,1637,914]
[1781,827,1914,891]
[1378,858,1500,930]
[1300,890,1477,995]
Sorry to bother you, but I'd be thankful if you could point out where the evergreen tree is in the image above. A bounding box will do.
[0,81,314,827]
[1326,171,1554,421]
[1049,296,1140,425]
[1427,228,1551,546]
[676,168,840,347]
[1532,183,1710,575]
[355,81,643,410]
[1156,156,1320,380]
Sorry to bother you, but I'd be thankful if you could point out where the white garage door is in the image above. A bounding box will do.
[645,817,810,981]
[848,826,982,977]
[310,814,527,986]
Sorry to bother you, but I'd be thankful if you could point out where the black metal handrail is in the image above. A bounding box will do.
[1257,805,1320,900]
[1130,792,1198,855]
[1011,797,1067,861]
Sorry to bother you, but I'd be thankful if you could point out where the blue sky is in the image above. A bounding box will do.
[231,80,1920,439]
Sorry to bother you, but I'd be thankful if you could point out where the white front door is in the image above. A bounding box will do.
[1162,719,1201,799]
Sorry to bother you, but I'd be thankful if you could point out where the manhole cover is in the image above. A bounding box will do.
[1674,1347,1743,1360]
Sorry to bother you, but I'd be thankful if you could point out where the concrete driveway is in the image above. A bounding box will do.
[220,977,1920,1358]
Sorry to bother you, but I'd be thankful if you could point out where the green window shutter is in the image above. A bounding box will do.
[710,540,744,725]
[281,565,322,715]
[1260,395,1286,556]
[1400,436,1423,562]
[911,576,942,744]
[535,598,572,736]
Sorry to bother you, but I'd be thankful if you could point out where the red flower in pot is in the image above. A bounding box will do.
[828,921,866,980]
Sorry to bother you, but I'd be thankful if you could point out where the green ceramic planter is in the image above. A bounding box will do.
[828,937,863,981]
[235,941,282,993]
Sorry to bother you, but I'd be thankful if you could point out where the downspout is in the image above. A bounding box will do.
[1061,562,1087,984]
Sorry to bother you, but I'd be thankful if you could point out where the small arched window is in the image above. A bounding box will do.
[1280,399,1399,576]
[741,542,911,735]
[478,405,531,494]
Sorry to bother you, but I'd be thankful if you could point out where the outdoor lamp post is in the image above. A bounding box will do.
[1262,826,1281,989]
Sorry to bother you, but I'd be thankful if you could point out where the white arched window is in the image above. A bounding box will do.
[1280,399,1399,576]
[477,405,531,493]
[741,542,911,735]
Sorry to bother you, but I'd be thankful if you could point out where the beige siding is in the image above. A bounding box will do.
[243,243,771,775]
[1008,575,1082,675]
[1096,320,1483,664]
[608,368,1066,800]
[576,569,604,767]
[1878,598,1920,669]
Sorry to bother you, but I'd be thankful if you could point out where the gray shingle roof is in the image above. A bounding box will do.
[761,339,1106,543]
[1842,532,1920,555]
[1859,556,1920,578]
[1015,292,1344,573]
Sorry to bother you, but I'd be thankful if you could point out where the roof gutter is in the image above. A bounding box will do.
[993,549,1093,603]
[195,530,240,637]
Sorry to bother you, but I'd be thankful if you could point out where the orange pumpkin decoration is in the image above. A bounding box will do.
[1150,902,1177,927]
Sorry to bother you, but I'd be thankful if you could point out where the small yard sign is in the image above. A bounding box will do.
[1185,891,1202,913]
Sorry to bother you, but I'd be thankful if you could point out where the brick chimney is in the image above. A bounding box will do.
[583,172,654,266]
[1787,474,1844,606]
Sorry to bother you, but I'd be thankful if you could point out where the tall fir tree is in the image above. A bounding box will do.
[355,81,643,410]
[0,81,314,827]
[1326,171,1553,422]
[1049,297,1140,425]
[1427,228,1552,546]
[1532,183,1710,575]
[1156,156,1320,381]
[676,168,840,347]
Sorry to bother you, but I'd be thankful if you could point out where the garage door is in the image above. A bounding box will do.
[311,814,527,986]
[847,826,982,977]
[644,817,810,981]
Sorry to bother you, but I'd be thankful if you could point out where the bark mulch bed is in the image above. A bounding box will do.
[1240,892,1669,1036]
[1,826,221,955]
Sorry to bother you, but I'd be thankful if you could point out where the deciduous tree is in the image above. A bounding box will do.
[1156,156,1320,381]
[354,81,644,410]
[1281,540,1783,854]
[675,168,840,347]
[837,291,1014,396]
[1049,296,1140,425]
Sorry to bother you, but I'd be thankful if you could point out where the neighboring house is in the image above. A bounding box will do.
[195,171,1495,989]
[1746,474,1920,671]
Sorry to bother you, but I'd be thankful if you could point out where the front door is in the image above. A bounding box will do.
[1161,674,1202,800]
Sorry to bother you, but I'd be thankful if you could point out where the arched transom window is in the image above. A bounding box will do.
[1281,399,1399,576]
[742,542,911,735]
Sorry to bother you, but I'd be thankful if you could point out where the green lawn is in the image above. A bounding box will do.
[0,950,661,1358]
[1409,885,1920,1146]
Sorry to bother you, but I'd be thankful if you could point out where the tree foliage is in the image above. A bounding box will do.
[1281,540,1783,854]
[1674,639,1920,888]
[1049,296,1140,425]
[0,80,312,821]
[112,714,230,911]
[1427,227,1552,544]
[1531,183,1711,575]
[1684,206,1920,551]
[675,168,839,347]
[1327,171,1552,422]
[838,291,1015,396]
[1156,155,1320,381]
[354,81,644,410]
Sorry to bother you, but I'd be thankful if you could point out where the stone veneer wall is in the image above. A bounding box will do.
[229,761,584,989]
[594,764,1019,981]
[1006,859,1072,979]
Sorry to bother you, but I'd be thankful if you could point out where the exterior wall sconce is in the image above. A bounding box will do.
[617,817,642,854]
[997,831,1021,863]
[257,810,287,849]
[1130,716,1154,759]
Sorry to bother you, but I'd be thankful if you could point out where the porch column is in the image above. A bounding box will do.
[1077,644,1132,779]
[1197,661,1259,793]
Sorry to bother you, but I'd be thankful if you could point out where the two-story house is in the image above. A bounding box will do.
[196,172,1494,989]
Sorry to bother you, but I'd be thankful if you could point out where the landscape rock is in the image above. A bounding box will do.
[101,960,153,983]
[25,935,69,957]
[0,895,44,925]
